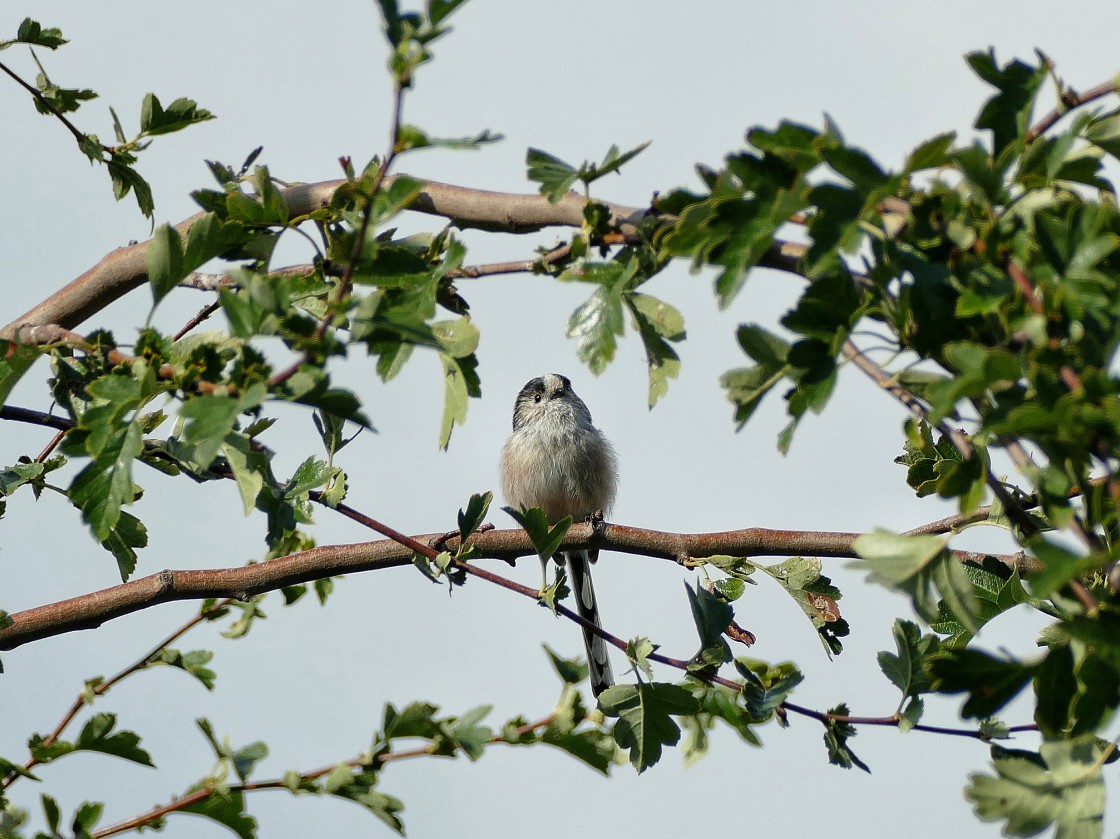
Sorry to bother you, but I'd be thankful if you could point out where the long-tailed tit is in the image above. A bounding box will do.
[499,373,618,696]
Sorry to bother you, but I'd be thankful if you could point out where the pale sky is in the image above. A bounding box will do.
[4,2,1120,837]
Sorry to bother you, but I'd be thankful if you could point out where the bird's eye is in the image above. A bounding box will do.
[533,393,543,403]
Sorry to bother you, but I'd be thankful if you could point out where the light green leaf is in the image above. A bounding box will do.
[967,739,1105,838]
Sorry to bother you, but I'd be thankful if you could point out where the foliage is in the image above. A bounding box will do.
[4,4,1120,838]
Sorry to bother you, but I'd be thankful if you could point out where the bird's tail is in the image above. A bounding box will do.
[566,550,614,697]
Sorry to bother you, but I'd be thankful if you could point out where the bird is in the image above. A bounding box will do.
[499,373,618,696]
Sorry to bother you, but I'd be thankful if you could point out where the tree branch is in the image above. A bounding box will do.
[1,178,650,338]
[0,521,1030,652]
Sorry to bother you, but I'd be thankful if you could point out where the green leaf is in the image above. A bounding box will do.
[231,740,268,782]
[1028,537,1100,598]
[180,396,243,469]
[721,324,793,428]
[540,727,615,775]
[930,648,1036,719]
[69,421,144,543]
[107,156,154,218]
[328,767,406,835]
[221,434,267,515]
[381,701,440,741]
[139,93,214,136]
[147,223,186,310]
[1034,644,1076,739]
[626,293,684,407]
[823,704,870,772]
[599,682,701,773]
[180,790,256,839]
[738,661,804,721]
[966,49,1047,155]
[395,124,502,152]
[153,649,217,690]
[967,740,1105,838]
[446,705,493,761]
[684,582,732,676]
[877,619,940,699]
[526,147,578,202]
[904,132,956,172]
[284,456,338,499]
[7,18,68,49]
[437,350,480,449]
[581,141,651,184]
[755,557,847,655]
[852,529,980,633]
[503,506,572,561]
[544,644,589,686]
[31,713,154,767]
[99,510,148,581]
[567,274,628,375]
[457,492,491,543]
[0,340,40,408]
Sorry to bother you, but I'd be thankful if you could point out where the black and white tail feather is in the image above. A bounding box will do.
[566,549,614,696]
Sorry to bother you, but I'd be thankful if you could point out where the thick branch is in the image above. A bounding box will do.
[1,178,649,338]
[0,522,1029,651]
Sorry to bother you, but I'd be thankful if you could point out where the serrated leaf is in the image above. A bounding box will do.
[180,790,256,839]
[877,619,940,698]
[684,583,731,674]
[153,649,217,690]
[544,644,588,686]
[32,713,155,767]
[627,293,684,407]
[568,285,625,375]
[230,740,268,782]
[930,649,1035,719]
[139,93,214,136]
[8,18,67,49]
[540,728,615,775]
[503,506,571,561]
[852,529,979,633]
[967,740,1105,838]
[147,223,186,310]
[905,132,956,172]
[599,682,700,773]
[99,510,148,581]
[823,703,870,772]
[526,147,578,202]
[582,141,651,183]
[438,350,480,449]
[457,491,491,543]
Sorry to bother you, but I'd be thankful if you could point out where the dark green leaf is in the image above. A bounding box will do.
[684,582,732,675]
[599,682,700,773]
[823,704,870,772]
[180,790,256,839]
[503,506,571,561]
[526,147,578,202]
[8,18,67,49]
[930,648,1036,719]
[457,491,491,543]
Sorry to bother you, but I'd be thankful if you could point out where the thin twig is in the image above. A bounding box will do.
[89,713,560,838]
[0,57,95,151]
[1025,79,1118,144]
[1,598,232,790]
[172,301,222,341]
